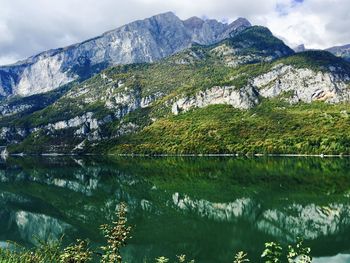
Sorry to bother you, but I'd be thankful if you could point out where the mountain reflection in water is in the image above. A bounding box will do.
[0,156,350,262]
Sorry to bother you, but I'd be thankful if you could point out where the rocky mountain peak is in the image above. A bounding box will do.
[229,17,251,28]
[153,11,177,18]
[293,44,306,53]
[148,11,183,25]
[0,12,253,98]
[183,16,205,28]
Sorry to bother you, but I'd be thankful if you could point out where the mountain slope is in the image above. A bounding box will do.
[3,26,350,155]
[109,101,350,155]
[0,12,251,98]
[326,44,350,62]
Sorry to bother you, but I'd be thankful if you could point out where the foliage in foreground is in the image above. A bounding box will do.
[0,203,312,263]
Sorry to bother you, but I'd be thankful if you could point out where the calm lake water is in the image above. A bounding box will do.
[0,156,350,262]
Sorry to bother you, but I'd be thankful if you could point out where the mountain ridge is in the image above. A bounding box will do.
[0,13,350,155]
[0,12,251,97]
[326,44,350,62]
[2,26,350,155]
[293,43,350,62]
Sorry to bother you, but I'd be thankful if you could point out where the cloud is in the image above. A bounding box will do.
[0,0,349,65]
[0,54,21,66]
[261,0,350,49]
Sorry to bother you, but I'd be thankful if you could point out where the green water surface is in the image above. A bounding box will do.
[0,156,350,262]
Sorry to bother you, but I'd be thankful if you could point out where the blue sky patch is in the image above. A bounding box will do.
[276,0,304,16]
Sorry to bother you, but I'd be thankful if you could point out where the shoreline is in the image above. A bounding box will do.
[4,153,350,158]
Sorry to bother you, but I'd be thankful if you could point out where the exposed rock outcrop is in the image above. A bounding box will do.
[172,85,259,114]
[172,64,350,115]
[0,12,251,97]
[254,64,350,103]
[47,112,100,131]
[0,103,33,117]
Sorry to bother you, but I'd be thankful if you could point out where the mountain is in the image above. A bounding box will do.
[0,12,251,98]
[2,24,350,155]
[326,44,350,62]
[293,44,306,53]
[1,13,350,155]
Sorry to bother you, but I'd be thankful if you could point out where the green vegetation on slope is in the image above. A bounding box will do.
[3,27,350,154]
[225,26,294,57]
[278,50,350,72]
[3,26,293,129]
[108,100,350,155]
[0,83,74,127]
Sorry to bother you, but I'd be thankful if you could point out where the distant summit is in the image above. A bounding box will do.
[326,44,350,61]
[293,44,306,53]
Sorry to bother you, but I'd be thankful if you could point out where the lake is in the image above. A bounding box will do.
[0,156,350,262]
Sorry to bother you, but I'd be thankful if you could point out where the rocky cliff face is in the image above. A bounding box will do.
[254,64,350,103]
[172,85,259,114]
[171,63,350,114]
[0,12,251,98]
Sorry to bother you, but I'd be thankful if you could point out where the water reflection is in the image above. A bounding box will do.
[314,254,350,263]
[0,156,350,262]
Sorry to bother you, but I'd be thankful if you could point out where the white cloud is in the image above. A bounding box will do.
[0,0,349,65]
[258,0,350,49]
[0,23,13,45]
[0,55,21,66]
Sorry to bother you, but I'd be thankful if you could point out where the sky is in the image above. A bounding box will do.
[0,0,349,65]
